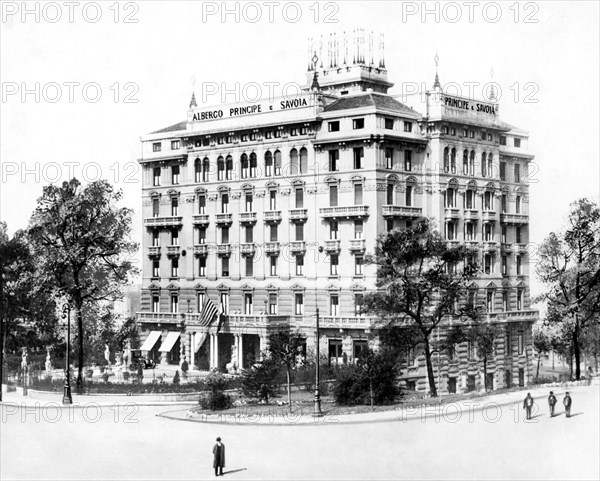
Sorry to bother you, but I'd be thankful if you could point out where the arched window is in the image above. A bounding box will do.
[299,147,308,174]
[443,147,450,172]
[450,148,456,173]
[225,155,233,180]
[264,151,273,177]
[241,154,249,179]
[194,158,201,182]
[481,152,487,177]
[386,183,394,205]
[274,150,282,176]
[487,153,493,178]
[202,158,210,182]
[446,186,457,208]
[469,151,475,176]
[217,156,225,181]
[249,152,257,178]
[290,148,299,175]
[462,150,469,175]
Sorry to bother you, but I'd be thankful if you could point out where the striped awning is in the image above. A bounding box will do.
[140,331,162,352]
[158,331,181,353]
[194,332,208,352]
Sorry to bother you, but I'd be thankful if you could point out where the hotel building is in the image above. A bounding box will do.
[136,34,538,393]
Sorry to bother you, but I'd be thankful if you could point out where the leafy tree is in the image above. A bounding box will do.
[240,356,282,404]
[532,325,552,380]
[27,179,139,388]
[268,327,304,412]
[537,198,600,379]
[362,218,478,397]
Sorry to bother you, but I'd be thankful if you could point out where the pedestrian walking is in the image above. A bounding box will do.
[563,392,572,418]
[213,437,225,477]
[523,392,534,420]
[548,391,557,417]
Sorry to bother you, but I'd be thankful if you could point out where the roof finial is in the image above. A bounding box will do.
[189,75,197,109]
[433,52,441,90]
[489,66,496,101]
[311,51,321,92]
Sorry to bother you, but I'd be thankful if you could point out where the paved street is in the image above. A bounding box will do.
[1,385,598,480]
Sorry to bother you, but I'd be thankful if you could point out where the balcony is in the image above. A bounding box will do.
[265,242,280,254]
[192,214,210,226]
[289,241,306,253]
[144,216,183,228]
[193,244,208,256]
[463,209,479,221]
[289,209,308,222]
[239,212,257,225]
[500,213,529,224]
[216,244,231,256]
[324,239,341,253]
[166,245,181,257]
[319,205,369,219]
[349,238,366,253]
[484,310,539,323]
[501,243,513,253]
[382,205,422,218]
[148,246,161,258]
[482,241,498,252]
[318,316,376,329]
[515,243,529,254]
[264,210,282,223]
[215,213,233,225]
[444,208,461,220]
[446,240,461,248]
[465,240,480,249]
[481,211,496,222]
[240,243,256,255]
[136,312,182,324]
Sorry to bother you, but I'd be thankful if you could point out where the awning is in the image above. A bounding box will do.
[140,331,162,352]
[159,331,181,353]
[194,332,208,352]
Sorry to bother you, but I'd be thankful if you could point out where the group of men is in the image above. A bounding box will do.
[523,391,573,420]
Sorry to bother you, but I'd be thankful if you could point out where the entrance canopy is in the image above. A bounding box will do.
[158,331,181,353]
[140,331,161,352]
[194,332,208,352]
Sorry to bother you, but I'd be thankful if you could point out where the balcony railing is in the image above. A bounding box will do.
[324,239,341,253]
[483,310,538,323]
[265,242,280,254]
[444,208,461,220]
[239,212,257,224]
[289,241,306,253]
[515,243,529,254]
[481,211,496,222]
[148,246,161,257]
[465,240,480,249]
[500,213,529,224]
[215,213,233,225]
[482,241,498,251]
[192,214,210,226]
[318,316,376,329]
[166,245,181,257]
[463,209,479,221]
[349,238,366,252]
[240,243,256,255]
[193,244,208,256]
[501,243,513,253]
[144,216,183,228]
[319,205,369,219]
[289,209,308,221]
[216,244,231,256]
[136,312,182,323]
[264,210,282,223]
[381,205,422,218]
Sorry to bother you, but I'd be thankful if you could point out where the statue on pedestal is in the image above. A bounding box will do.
[226,343,238,374]
[21,347,28,370]
[104,344,111,366]
[45,347,53,373]
[124,341,131,367]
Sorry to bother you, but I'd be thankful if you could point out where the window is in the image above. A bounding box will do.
[352,118,365,130]
[274,130,281,138]
[296,255,304,276]
[197,194,206,214]
[465,222,475,241]
[241,154,249,179]
[386,219,394,232]
[514,164,521,183]
[404,150,412,171]
[442,126,449,135]
[265,151,273,176]
[451,128,456,136]
[245,225,254,243]
[171,230,179,246]
[244,294,253,315]
[487,154,493,178]
[295,293,304,315]
[269,190,277,210]
[516,226,522,244]
[269,256,278,276]
[329,340,343,365]
[514,138,521,148]
[152,142,161,152]
[329,184,338,207]
[217,137,224,145]
[153,167,161,186]
[226,156,233,180]
[484,223,493,241]
[518,331,524,354]
[152,230,159,247]
[502,291,509,311]
[481,152,487,177]
[330,254,339,276]
[295,187,304,208]
[244,257,253,277]
[355,256,363,276]
[245,192,253,212]
[405,185,413,207]
[330,221,338,240]
[289,149,299,175]
[515,196,522,214]
[198,257,206,277]
[268,293,278,314]
[221,226,229,244]
[465,190,475,209]
[469,130,475,139]
[404,121,413,132]
[385,148,393,169]
[501,194,507,213]
[329,150,339,171]
[197,226,206,244]
[469,150,475,175]
[443,147,449,172]
[171,140,180,150]
[250,153,257,178]
[462,129,468,137]
[450,148,456,173]
[353,147,363,169]
[517,290,523,310]
[221,193,229,213]
[354,183,363,205]
[328,121,340,132]
[446,222,457,240]
[152,260,160,278]
[500,162,506,181]
[265,131,272,139]
[484,191,493,211]
[488,133,493,141]
[354,220,363,239]
[481,131,487,141]
[221,257,230,277]
[152,295,160,312]
[486,291,494,313]
[330,295,339,316]
[195,159,203,182]
[501,225,507,243]
[386,184,394,205]
[500,136,507,146]
[171,258,179,278]
[354,294,363,316]
[295,223,304,241]
[171,197,179,216]
[220,293,229,314]
[171,165,180,184]
[384,118,394,130]
[502,256,508,276]
[197,292,205,312]
[446,187,456,208]
[516,255,522,275]
[273,151,281,176]
[484,253,493,274]
[467,341,476,361]
[170,295,178,313]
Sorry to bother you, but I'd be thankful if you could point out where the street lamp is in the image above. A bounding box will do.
[62,302,73,405]
[313,307,322,417]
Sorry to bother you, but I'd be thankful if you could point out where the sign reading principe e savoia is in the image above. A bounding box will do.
[442,94,498,116]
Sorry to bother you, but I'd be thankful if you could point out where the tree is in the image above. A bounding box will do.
[532,325,552,380]
[537,198,600,380]
[27,179,139,388]
[268,327,304,412]
[240,356,282,404]
[362,218,478,397]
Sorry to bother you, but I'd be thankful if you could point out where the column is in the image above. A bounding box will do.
[190,333,196,369]
[233,334,240,371]
[213,333,219,370]
[238,334,244,370]
[209,334,215,369]
[259,335,269,359]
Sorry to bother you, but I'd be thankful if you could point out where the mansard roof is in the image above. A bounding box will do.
[150,121,187,134]
[324,92,420,117]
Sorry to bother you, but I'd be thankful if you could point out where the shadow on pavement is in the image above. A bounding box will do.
[222,468,247,475]
[568,412,583,418]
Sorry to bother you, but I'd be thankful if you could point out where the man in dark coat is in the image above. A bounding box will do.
[563,392,572,418]
[548,391,557,417]
[213,437,225,476]
[523,392,534,420]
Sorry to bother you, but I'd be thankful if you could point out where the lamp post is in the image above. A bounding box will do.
[62,302,73,405]
[313,307,322,417]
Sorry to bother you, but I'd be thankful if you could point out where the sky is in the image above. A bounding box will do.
[1,1,599,297]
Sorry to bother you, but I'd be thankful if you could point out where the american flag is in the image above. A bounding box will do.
[198,298,219,327]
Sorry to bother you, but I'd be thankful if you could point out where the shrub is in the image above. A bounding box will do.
[181,361,189,374]
[102,372,109,383]
[123,371,130,382]
[240,357,282,404]
[173,370,180,385]
[199,391,232,410]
